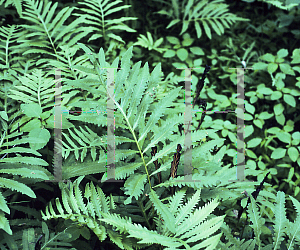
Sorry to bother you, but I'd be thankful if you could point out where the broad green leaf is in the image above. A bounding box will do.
[28,128,51,150]
[253,119,263,129]
[177,48,188,61]
[21,103,42,118]
[275,113,285,126]
[283,94,296,107]
[270,91,282,100]
[190,47,204,55]
[268,63,278,74]
[274,103,284,115]
[193,58,202,67]
[288,147,299,162]
[277,49,288,58]
[245,113,253,121]
[172,62,187,69]
[163,50,176,58]
[166,36,180,45]
[291,48,300,64]
[246,149,257,158]
[258,112,273,120]
[247,138,262,148]
[182,38,194,47]
[0,111,8,121]
[261,53,275,62]
[271,148,286,159]
[277,131,291,144]
[245,125,254,138]
[245,102,255,114]
[280,63,294,75]
[292,132,300,140]
[252,62,268,70]
[257,87,273,95]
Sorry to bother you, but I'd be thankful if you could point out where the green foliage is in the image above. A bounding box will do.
[217,190,300,249]
[133,32,166,53]
[19,0,90,60]
[0,221,77,249]
[0,0,300,249]
[0,116,50,235]
[42,176,225,249]
[158,0,249,39]
[73,0,137,45]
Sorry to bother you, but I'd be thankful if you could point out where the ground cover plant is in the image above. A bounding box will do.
[0,0,300,249]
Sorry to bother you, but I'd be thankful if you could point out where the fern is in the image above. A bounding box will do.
[218,190,300,249]
[73,0,137,45]
[261,0,299,10]
[0,221,76,249]
[0,111,50,235]
[161,0,250,39]
[0,0,23,18]
[271,191,287,249]
[7,69,70,131]
[41,176,143,248]
[18,0,92,63]
[0,25,24,70]
[133,31,167,53]
[42,177,224,249]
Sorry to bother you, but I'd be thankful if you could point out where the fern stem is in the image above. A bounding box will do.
[98,74,153,190]
[137,199,152,230]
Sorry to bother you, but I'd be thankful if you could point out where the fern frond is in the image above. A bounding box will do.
[286,195,300,249]
[133,31,167,53]
[0,0,23,18]
[74,0,137,44]
[0,155,49,235]
[19,0,91,61]
[8,69,76,130]
[42,176,145,248]
[123,174,148,205]
[0,25,24,70]
[61,125,135,162]
[166,0,249,39]
[152,188,224,249]
[262,0,299,10]
[272,191,288,249]
[246,194,265,248]
[8,69,54,105]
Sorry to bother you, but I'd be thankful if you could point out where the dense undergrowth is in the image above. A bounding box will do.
[0,0,300,249]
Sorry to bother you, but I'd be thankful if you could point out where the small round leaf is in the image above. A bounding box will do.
[247,138,262,148]
[274,103,284,115]
[163,50,176,58]
[271,148,286,159]
[177,48,188,61]
[190,47,205,55]
[288,147,299,162]
[277,131,291,144]
[270,91,282,100]
[268,63,278,74]
[261,53,275,62]
[277,49,288,58]
[283,94,296,107]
